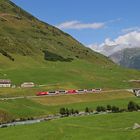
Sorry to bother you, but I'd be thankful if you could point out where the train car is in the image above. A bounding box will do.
[36,91,48,96]
[95,88,102,92]
[86,89,93,93]
[48,91,57,95]
[76,89,85,93]
[58,90,67,94]
[67,89,77,94]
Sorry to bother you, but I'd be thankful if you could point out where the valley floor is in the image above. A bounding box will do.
[0,112,140,140]
[0,90,139,121]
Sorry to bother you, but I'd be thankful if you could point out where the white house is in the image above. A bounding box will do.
[136,90,140,97]
[21,82,35,88]
[133,89,140,97]
[0,79,11,87]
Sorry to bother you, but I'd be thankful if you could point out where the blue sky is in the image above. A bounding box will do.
[11,0,140,49]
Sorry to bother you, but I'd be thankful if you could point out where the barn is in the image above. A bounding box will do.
[0,79,11,87]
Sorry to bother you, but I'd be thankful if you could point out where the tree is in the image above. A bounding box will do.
[85,107,89,113]
[96,106,106,112]
[128,101,139,112]
[69,109,74,115]
[111,106,119,113]
[107,105,112,111]
[59,108,66,115]
[65,108,70,116]
[74,110,79,114]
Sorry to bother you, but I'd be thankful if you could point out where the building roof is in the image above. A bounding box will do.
[0,79,11,84]
[21,82,35,85]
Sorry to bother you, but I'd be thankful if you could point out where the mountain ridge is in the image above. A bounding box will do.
[109,47,140,70]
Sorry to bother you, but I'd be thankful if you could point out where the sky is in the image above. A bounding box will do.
[11,0,140,56]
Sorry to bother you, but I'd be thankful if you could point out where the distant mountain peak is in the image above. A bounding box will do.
[109,47,140,69]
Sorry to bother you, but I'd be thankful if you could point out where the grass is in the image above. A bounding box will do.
[0,98,51,118]
[0,112,140,140]
[0,1,140,91]
[0,58,140,91]
[32,91,134,105]
[0,91,140,120]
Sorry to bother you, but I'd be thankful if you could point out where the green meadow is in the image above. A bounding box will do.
[0,56,140,92]
[0,91,140,120]
[0,112,140,140]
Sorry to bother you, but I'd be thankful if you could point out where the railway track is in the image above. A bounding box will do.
[0,89,133,101]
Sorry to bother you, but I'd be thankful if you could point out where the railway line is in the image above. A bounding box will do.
[0,88,134,101]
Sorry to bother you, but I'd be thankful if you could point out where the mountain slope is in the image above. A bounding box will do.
[110,48,140,70]
[0,0,111,64]
[0,0,140,89]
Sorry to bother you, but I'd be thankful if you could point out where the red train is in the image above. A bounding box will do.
[36,88,102,96]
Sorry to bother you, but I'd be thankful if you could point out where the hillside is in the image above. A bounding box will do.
[0,0,140,89]
[110,48,140,70]
[0,0,110,64]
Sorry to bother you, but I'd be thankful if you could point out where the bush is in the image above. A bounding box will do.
[85,107,90,113]
[107,105,112,111]
[65,108,70,116]
[59,108,79,116]
[59,108,66,116]
[128,101,139,112]
[111,106,119,113]
[96,106,106,112]
[74,110,79,114]
[44,50,73,62]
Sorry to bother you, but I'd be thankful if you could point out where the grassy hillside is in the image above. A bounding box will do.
[0,112,140,140]
[0,57,140,89]
[0,0,140,90]
[0,0,109,63]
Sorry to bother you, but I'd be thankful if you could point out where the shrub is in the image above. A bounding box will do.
[85,107,90,113]
[107,105,112,111]
[96,106,106,112]
[111,106,119,113]
[59,108,66,116]
[128,101,139,112]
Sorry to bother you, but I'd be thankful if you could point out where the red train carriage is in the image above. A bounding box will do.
[67,89,77,94]
[36,91,48,96]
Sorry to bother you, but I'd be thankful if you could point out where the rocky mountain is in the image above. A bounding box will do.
[110,47,140,70]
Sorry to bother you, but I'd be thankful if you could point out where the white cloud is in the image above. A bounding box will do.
[122,27,140,33]
[56,20,105,30]
[88,31,140,56]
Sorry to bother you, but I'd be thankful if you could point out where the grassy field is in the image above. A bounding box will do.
[0,91,140,120]
[32,91,134,105]
[0,58,140,92]
[0,112,140,140]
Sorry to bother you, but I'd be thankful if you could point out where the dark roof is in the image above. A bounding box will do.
[0,79,11,84]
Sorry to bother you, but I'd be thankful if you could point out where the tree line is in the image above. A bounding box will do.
[59,101,140,116]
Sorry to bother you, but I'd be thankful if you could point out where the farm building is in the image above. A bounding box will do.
[133,89,140,97]
[136,90,140,97]
[21,82,35,88]
[0,79,11,87]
